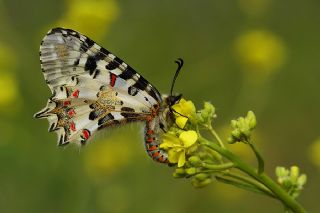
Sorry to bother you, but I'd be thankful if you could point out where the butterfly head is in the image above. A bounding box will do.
[166,94,182,107]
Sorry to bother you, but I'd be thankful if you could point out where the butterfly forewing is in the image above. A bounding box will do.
[36,28,162,145]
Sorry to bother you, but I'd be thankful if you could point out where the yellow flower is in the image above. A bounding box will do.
[175,116,189,129]
[172,98,196,128]
[160,130,198,167]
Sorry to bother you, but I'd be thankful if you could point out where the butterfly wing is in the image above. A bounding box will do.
[35,28,162,145]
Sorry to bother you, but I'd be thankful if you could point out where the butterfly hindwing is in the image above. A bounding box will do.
[36,27,162,145]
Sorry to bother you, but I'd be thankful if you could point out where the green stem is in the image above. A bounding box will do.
[199,137,307,213]
[207,124,225,148]
[202,162,235,170]
[215,175,273,197]
[248,142,265,174]
[224,172,276,199]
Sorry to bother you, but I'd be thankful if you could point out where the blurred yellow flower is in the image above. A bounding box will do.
[172,98,196,127]
[0,43,19,112]
[308,138,320,168]
[160,130,198,167]
[0,74,19,107]
[84,134,133,182]
[234,30,286,75]
[55,0,119,38]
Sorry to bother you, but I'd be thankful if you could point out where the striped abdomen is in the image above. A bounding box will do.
[144,105,174,164]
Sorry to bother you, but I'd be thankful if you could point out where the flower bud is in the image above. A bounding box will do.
[276,166,289,178]
[290,166,300,183]
[231,129,241,138]
[188,156,201,166]
[227,136,235,144]
[203,102,215,118]
[173,168,186,178]
[297,174,307,187]
[231,120,237,128]
[275,166,307,198]
[192,177,212,188]
[186,167,197,175]
[247,111,257,129]
[195,173,210,181]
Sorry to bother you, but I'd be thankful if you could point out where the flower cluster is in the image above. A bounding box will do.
[172,98,197,128]
[159,99,198,167]
[159,98,307,211]
[197,102,216,126]
[160,99,221,187]
[228,111,257,144]
[276,166,307,199]
[160,130,198,167]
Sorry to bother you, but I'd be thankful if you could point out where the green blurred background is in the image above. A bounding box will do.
[0,0,319,212]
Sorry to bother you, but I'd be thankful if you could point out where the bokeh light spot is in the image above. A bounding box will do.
[308,138,320,168]
[84,134,133,182]
[234,30,287,75]
[55,0,119,38]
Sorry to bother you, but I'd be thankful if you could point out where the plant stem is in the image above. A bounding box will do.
[199,137,307,213]
[248,142,265,174]
[202,162,235,170]
[224,172,276,198]
[207,125,225,148]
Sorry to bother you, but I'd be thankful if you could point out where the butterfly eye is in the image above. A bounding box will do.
[173,94,182,104]
[168,94,182,106]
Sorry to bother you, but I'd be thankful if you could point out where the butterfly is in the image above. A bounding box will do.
[34,28,183,164]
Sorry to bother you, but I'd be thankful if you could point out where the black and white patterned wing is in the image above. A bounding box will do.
[35,28,162,145]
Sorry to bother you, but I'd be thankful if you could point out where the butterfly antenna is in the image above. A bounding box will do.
[168,58,188,120]
[170,58,184,96]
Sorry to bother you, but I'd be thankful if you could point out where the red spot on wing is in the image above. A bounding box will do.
[110,73,117,87]
[82,129,90,140]
[63,100,71,106]
[70,122,76,131]
[72,89,80,98]
[68,109,76,117]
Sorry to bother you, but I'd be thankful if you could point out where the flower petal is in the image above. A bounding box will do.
[168,149,180,163]
[179,130,198,147]
[175,116,188,129]
[160,133,181,149]
[172,104,183,116]
[183,100,196,115]
[177,151,186,167]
